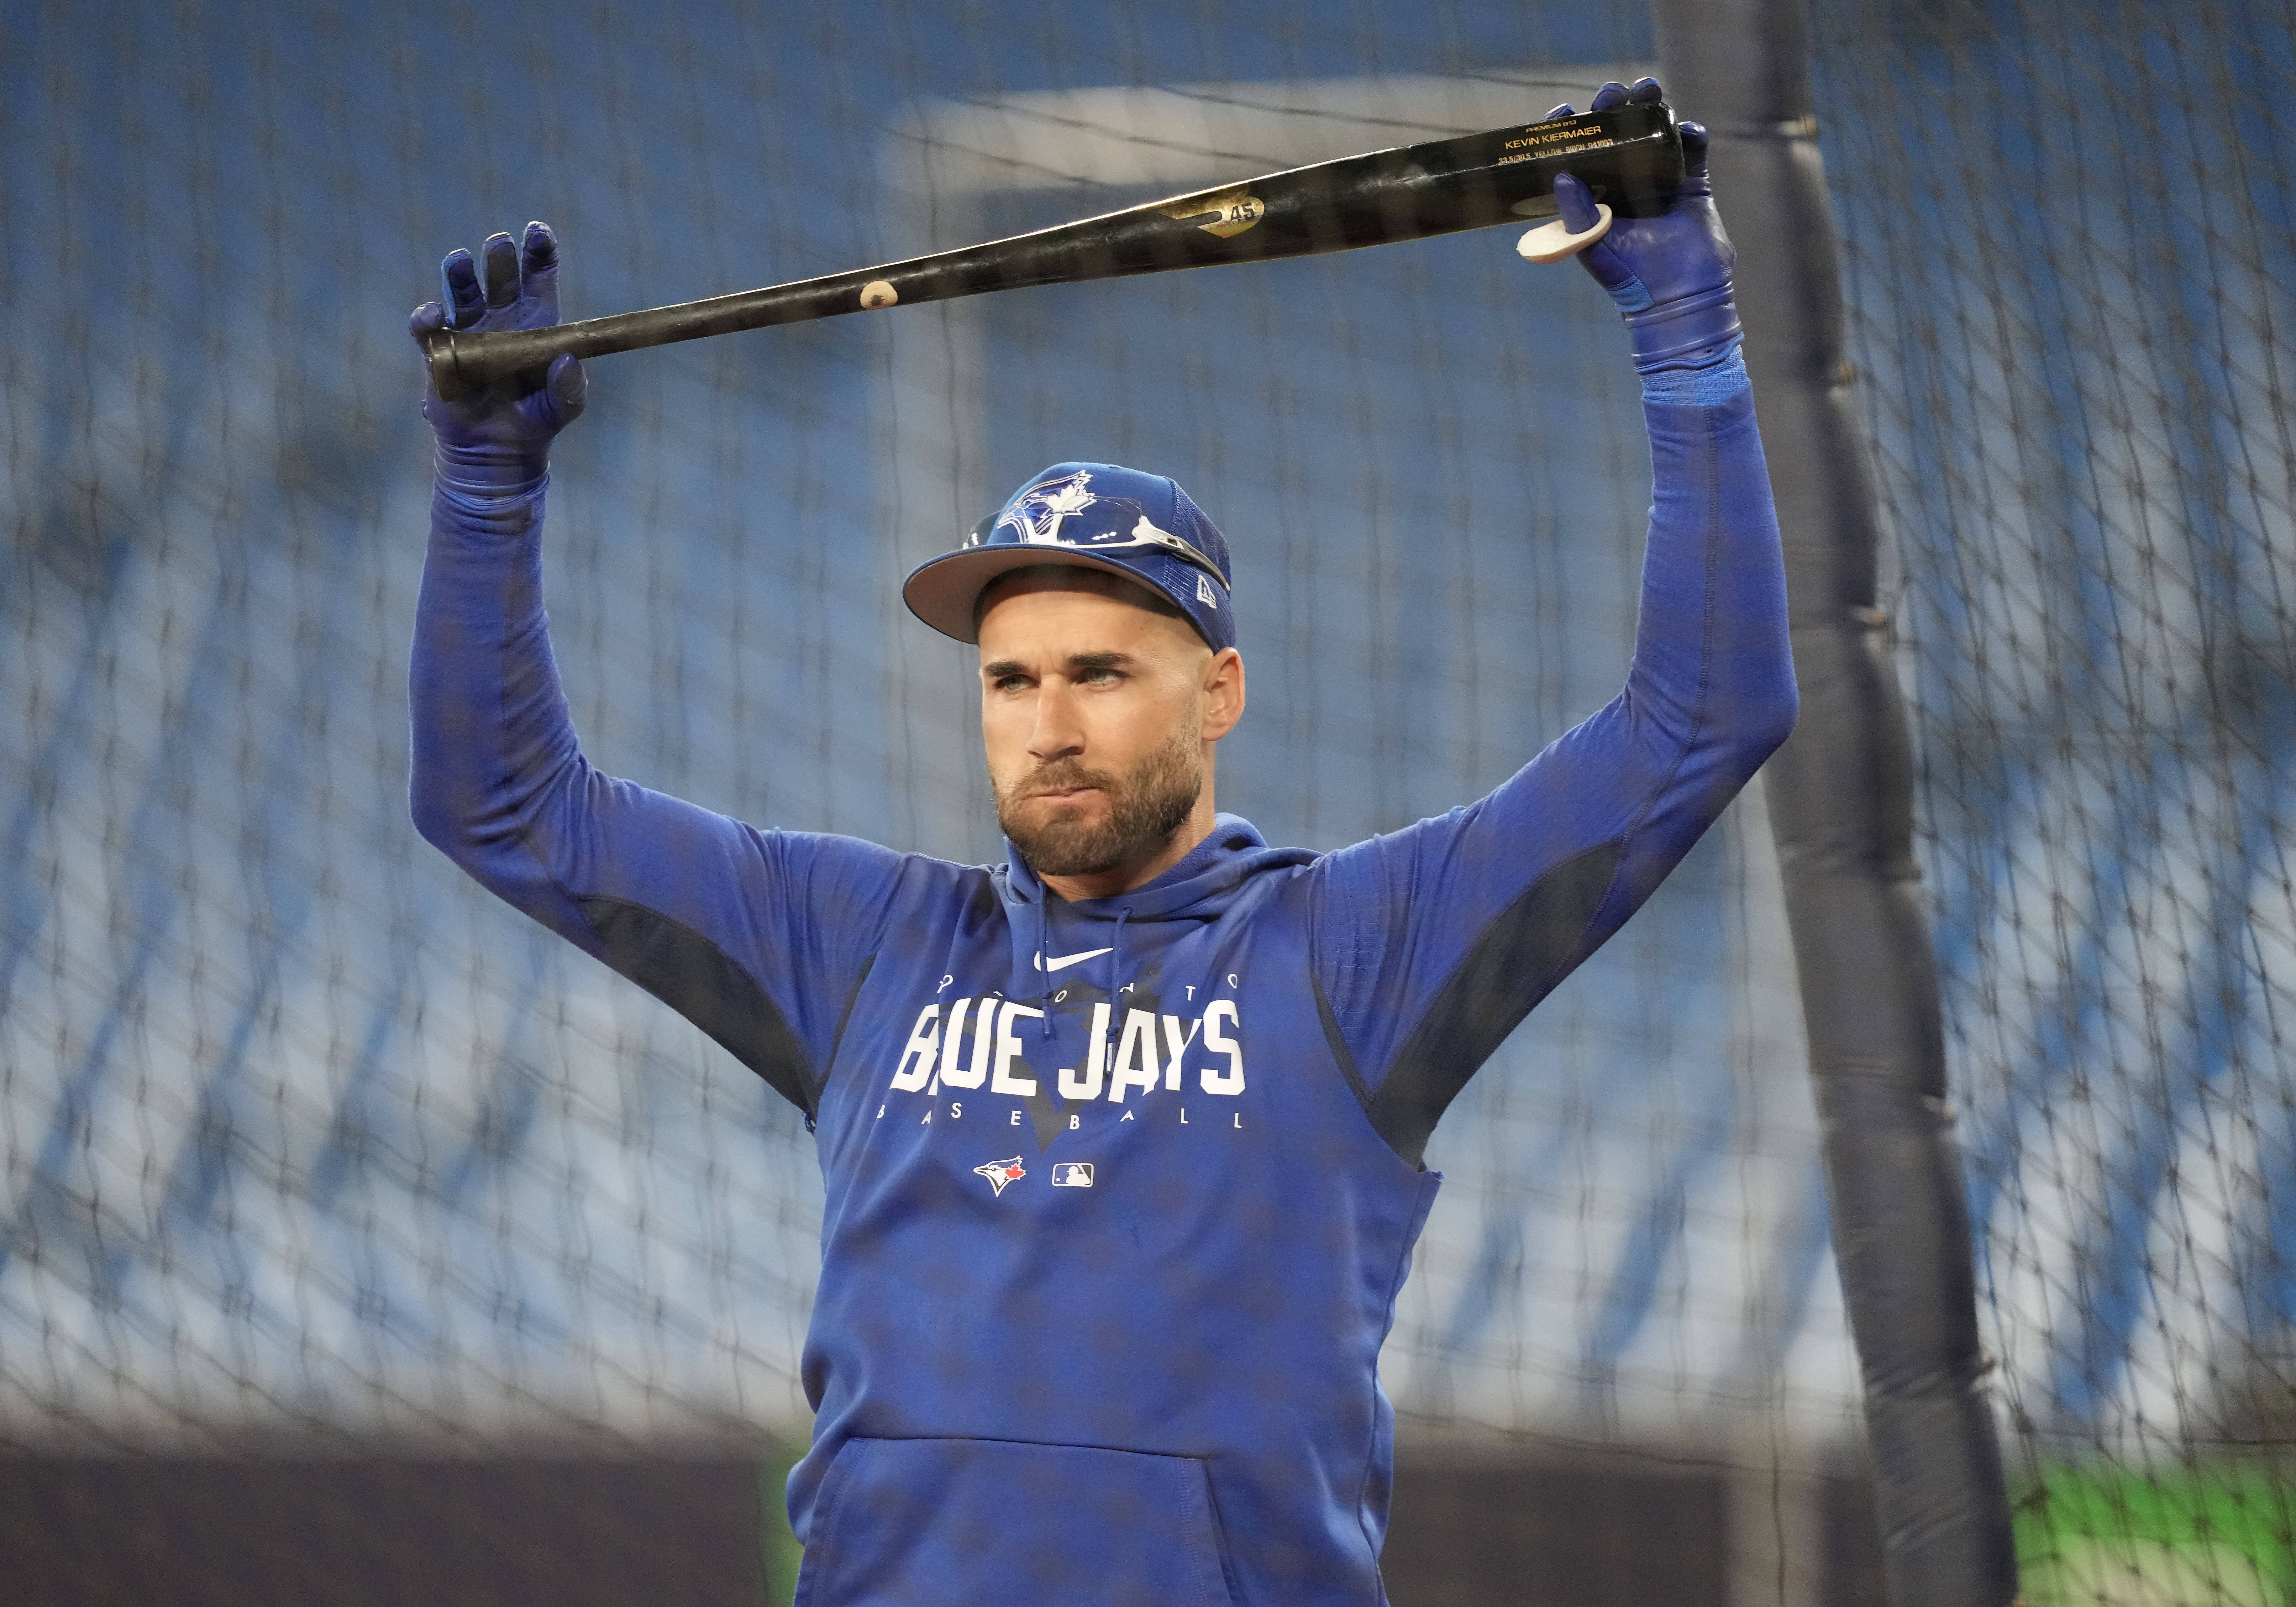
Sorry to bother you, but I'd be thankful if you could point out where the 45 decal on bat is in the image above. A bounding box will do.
[1159,189,1265,239]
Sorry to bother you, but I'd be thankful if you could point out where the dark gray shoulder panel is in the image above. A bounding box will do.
[1312,971,1373,1109]
[1364,839,1625,1167]
[575,895,817,1116]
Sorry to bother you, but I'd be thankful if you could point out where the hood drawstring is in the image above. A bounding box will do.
[1110,906,1133,1006]
[1027,891,1134,1034]
[1032,893,1053,1037]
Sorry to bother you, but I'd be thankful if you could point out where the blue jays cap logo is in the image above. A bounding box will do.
[901,460,1238,653]
[977,469,1228,585]
[992,468,1101,546]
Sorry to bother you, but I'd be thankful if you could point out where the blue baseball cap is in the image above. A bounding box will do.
[902,462,1236,652]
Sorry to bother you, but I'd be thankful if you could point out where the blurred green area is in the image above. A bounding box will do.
[2017,1465,2295,1607]
[759,1435,806,1605]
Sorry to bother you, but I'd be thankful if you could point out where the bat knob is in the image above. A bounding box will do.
[423,329,473,401]
[1516,203,1613,265]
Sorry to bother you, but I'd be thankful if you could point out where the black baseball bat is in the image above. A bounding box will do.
[423,101,1681,399]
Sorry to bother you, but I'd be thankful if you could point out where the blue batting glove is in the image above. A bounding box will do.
[408,221,587,496]
[1545,78,1742,373]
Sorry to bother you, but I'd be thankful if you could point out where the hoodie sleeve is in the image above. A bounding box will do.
[409,482,909,1116]
[1303,365,1797,1166]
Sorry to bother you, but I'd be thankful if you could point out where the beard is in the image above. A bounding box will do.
[996,733,1203,879]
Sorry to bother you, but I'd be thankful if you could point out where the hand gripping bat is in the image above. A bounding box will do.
[422,102,1681,399]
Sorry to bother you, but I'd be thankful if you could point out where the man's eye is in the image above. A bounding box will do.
[1079,667,1118,685]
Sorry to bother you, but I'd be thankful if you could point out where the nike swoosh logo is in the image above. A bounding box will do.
[1033,948,1113,973]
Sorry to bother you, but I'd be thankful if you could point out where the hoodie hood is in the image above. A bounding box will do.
[996,814,1316,1024]
[994,813,1316,924]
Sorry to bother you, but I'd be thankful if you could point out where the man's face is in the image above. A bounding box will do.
[978,571,1242,880]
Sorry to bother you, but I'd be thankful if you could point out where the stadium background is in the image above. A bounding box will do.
[2,0,2289,1601]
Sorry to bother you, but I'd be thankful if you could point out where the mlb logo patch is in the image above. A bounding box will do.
[1050,1163,1095,1188]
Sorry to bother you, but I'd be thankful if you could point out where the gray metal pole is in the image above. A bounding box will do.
[1645,3,2021,1601]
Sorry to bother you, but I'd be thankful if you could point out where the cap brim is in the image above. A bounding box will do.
[902,546,1183,645]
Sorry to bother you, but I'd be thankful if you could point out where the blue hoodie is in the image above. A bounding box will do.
[409,369,1796,1604]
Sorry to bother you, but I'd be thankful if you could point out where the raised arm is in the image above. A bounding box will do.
[407,225,902,1116]
[1309,81,1799,1165]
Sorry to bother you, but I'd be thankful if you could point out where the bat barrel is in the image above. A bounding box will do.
[424,101,1682,399]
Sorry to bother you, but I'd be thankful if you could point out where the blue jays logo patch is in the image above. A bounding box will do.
[973,1157,1027,1196]
[995,470,1104,546]
[989,470,1176,555]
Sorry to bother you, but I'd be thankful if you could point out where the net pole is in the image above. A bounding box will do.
[1646,2,2021,1601]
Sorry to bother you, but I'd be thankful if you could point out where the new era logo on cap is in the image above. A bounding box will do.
[901,461,1237,653]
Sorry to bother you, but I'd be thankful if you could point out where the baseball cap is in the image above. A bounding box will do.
[902,462,1236,652]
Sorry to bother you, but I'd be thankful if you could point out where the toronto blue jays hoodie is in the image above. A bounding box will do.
[409,363,1796,1604]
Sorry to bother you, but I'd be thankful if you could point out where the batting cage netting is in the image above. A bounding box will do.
[1,0,2289,1601]
[1815,0,2296,1599]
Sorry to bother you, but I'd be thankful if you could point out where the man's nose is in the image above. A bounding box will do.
[1028,685,1085,760]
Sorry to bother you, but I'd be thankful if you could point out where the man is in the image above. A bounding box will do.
[409,78,1794,1605]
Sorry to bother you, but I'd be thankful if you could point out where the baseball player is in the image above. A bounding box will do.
[409,78,1795,1605]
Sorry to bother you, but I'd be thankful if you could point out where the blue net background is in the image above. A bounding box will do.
[1817,0,2296,1596]
[3,0,1844,1454]
[4,0,2293,1595]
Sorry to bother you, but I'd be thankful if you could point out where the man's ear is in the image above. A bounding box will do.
[1201,648,1246,742]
